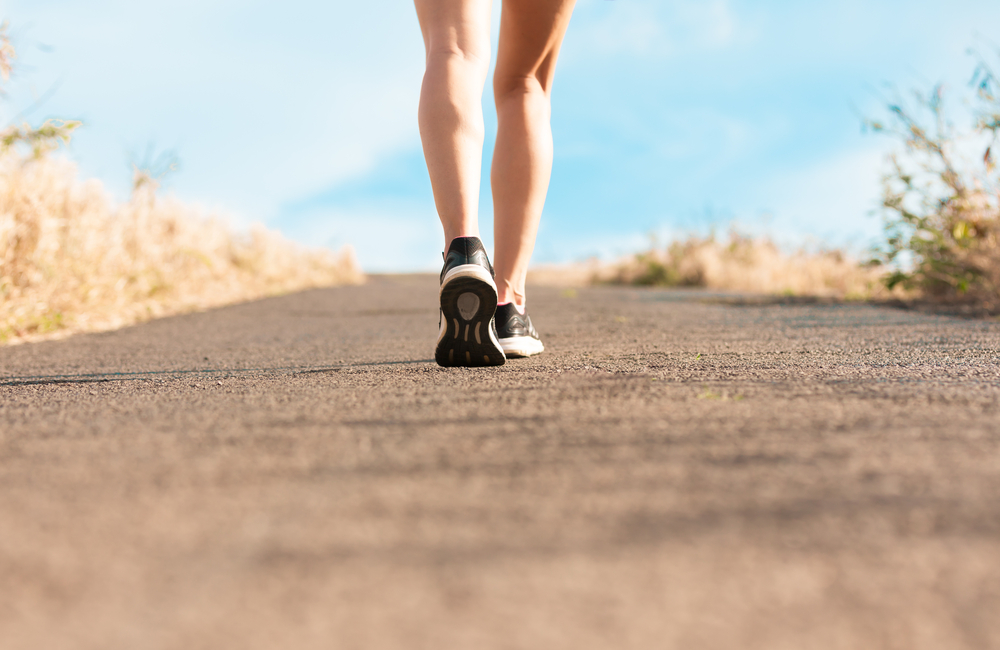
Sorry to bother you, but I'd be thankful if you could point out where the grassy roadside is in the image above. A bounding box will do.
[604,51,1000,312]
[602,231,889,300]
[0,155,362,344]
[0,24,361,345]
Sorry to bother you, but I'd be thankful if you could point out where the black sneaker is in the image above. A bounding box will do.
[436,237,506,367]
[494,303,544,358]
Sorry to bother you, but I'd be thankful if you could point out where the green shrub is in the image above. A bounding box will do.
[868,51,1000,308]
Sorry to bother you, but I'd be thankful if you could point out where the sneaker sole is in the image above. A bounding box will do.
[499,335,545,358]
[436,265,506,367]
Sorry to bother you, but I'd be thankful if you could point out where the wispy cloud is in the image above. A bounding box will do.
[3,0,424,224]
[564,0,743,61]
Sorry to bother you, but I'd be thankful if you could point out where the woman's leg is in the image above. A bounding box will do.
[414,0,493,249]
[491,0,577,307]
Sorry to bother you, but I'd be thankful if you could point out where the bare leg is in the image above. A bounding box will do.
[491,0,576,307]
[414,0,493,249]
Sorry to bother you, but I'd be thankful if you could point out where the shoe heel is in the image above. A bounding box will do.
[436,276,505,367]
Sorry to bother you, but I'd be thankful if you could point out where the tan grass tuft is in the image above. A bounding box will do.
[0,154,362,344]
[597,232,892,299]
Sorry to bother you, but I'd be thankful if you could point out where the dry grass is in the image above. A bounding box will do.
[551,231,893,299]
[0,154,362,344]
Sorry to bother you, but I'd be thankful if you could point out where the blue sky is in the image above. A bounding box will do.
[2,0,997,271]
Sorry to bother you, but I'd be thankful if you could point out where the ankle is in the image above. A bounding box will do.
[444,230,480,250]
[497,300,525,314]
[497,286,525,306]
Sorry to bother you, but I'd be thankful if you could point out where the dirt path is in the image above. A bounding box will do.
[2,275,999,649]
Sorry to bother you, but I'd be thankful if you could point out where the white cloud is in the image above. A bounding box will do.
[3,0,425,225]
[685,0,740,48]
[563,0,743,61]
[747,146,888,251]
[277,201,444,273]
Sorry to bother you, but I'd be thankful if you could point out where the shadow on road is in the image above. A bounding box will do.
[0,358,436,387]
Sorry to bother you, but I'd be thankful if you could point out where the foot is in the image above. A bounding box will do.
[436,237,506,367]
[494,302,544,358]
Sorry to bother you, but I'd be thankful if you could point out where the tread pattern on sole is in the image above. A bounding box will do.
[436,276,505,367]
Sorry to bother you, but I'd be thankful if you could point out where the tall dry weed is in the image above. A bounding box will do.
[1,22,360,344]
[606,232,887,298]
[0,154,362,343]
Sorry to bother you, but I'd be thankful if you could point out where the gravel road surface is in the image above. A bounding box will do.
[2,275,999,649]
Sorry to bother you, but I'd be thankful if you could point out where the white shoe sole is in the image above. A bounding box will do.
[441,263,495,288]
[436,265,505,367]
[499,335,544,358]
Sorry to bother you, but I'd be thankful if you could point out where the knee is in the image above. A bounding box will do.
[425,44,490,84]
[493,73,549,106]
